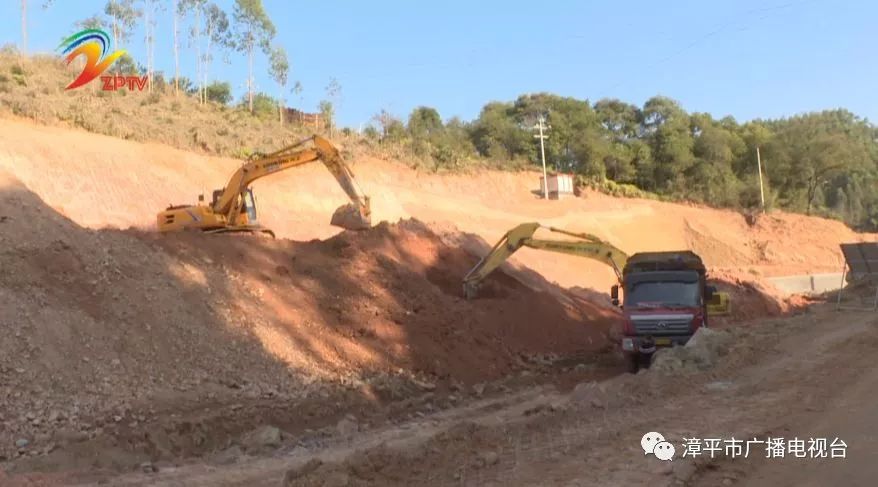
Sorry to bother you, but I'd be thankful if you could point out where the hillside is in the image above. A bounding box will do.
[0,107,875,479]
[0,116,870,294]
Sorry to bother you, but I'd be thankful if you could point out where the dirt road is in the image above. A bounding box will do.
[24,304,869,486]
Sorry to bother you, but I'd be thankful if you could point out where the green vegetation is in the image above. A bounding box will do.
[0,49,315,157]
[380,93,878,230]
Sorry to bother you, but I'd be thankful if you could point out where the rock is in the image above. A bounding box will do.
[570,381,608,408]
[283,458,324,484]
[722,479,734,486]
[324,471,351,487]
[336,417,358,437]
[672,460,697,480]
[242,425,282,451]
[705,381,734,391]
[15,438,29,449]
[210,445,242,466]
[472,383,485,396]
[653,327,733,372]
[55,429,88,444]
[140,462,157,473]
[480,451,499,466]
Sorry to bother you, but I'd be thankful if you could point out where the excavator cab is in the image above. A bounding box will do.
[242,188,258,224]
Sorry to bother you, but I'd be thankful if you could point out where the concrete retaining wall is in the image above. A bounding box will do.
[766,273,845,297]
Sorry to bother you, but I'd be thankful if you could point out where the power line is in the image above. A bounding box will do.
[598,0,822,97]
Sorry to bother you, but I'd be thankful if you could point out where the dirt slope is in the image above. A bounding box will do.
[0,168,618,464]
[0,116,872,296]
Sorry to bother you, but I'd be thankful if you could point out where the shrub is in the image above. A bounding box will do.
[205,81,232,105]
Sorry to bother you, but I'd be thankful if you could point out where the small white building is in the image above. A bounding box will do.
[539,173,575,200]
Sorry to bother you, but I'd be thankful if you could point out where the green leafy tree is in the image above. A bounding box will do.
[205,80,232,104]
[232,0,276,112]
[406,106,444,159]
[242,92,278,120]
[470,102,528,161]
[642,96,695,192]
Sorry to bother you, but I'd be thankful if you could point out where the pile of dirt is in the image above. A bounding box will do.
[0,171,616,462]
[708,271,808,322]
[650,327,735,372]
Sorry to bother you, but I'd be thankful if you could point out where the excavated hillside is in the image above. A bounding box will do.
[0,116,871,294]
[0,168,619,466]
[0,116,875,478]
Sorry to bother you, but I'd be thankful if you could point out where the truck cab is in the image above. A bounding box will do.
[610,251,716,372]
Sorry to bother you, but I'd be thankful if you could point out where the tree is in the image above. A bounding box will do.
[372,109,405,141]
[139,0,163,92]
[179,0,206,102]
[642,96,694,191]
[407,106,444,158]
[292,80,303,108]
[268,46,289,122]
[408,106,442,139]
[104,0,140,47]
[172,0,180,95]
[75,15,105,30]
[319,100,334,135]
[205,80,232,104]
[471,102,528,161]
[202,2,230,103]
[324,77,341,136]
[232,0,276,112]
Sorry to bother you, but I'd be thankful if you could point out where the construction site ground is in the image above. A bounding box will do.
[0,117,876,485]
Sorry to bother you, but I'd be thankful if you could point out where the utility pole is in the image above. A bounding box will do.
[534,115,549,199]
[756,146,766,213]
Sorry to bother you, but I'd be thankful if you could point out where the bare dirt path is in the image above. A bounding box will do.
[33,304,874,487]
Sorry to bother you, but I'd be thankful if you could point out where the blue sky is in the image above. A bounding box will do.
[4,0,876,128]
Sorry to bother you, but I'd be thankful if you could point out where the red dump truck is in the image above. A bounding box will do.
[611,251,718,372]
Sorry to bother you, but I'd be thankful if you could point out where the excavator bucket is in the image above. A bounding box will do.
[330,203,371,231]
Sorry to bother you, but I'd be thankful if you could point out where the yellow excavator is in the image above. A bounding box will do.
[463,222,731,371]
[462,222,730,315]
[156,135,371,237]
[463,222,628,299]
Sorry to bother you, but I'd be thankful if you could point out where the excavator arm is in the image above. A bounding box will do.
[214,135,371,231]
[462,222,628,299]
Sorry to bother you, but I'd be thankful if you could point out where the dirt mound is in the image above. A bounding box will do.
[0,171,615,462]
[708,271,808,322]
[651,327,734,372]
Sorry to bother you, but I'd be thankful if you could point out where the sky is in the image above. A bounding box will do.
[3,0,877,128]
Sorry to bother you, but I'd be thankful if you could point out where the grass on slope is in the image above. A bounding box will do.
[0,49,322,157]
